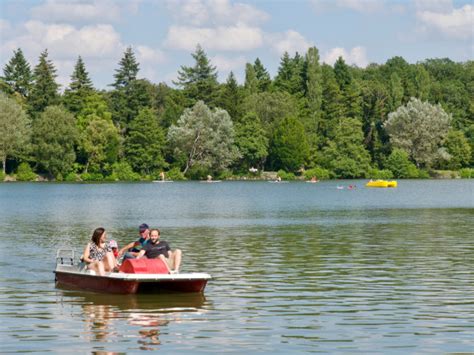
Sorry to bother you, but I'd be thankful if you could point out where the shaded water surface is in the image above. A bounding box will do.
[0,180,473,352]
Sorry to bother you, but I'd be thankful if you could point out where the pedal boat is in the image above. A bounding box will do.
[54,250,211,294]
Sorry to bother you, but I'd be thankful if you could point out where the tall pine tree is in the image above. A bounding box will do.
[175,44,218,106]
[28,49,59,116]
[63,56,94,114]
[253,58,271,92]
[2,48,33,99]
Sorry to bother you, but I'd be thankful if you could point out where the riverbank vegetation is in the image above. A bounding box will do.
[1,46,472,181]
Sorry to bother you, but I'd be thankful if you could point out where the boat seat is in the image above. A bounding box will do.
[119,258,169,274]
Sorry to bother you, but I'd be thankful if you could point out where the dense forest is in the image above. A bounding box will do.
[0,45,473,181]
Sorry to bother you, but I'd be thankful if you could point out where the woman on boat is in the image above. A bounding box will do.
[82,227,117,276]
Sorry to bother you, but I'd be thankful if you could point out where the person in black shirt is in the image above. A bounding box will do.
[137,229,182,273]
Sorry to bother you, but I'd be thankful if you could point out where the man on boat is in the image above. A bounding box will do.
[118,223,151,259]
[137,228,182,273]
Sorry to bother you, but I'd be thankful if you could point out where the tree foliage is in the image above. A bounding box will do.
[168,101,239,174]
[28,50,59,116]
[2,48,32,99]
[384,98,451,168]
[32,105,78,177]
[0,93,31,173]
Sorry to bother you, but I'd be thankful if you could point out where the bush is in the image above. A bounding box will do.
[16,162,37,181]
[104,172,118,182]
[303,167,331,180]
[367,168,393,179]
[459,168,473,178]
[112,162,141,181]
[64,172,79,182]
[166,167,186,181]
[217,170,233,180]
[81,172,104,181]
[0,170,5,182]
[186,165,209,180]
[386,149,419,178]
[417,169,430,179]
[277,169,296,180]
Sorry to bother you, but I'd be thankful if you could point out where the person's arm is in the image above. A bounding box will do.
[118,241,136,256]
[136,250,146,259]
[83,243,93,263]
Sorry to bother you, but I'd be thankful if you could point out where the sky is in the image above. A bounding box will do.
[0,0,472,90]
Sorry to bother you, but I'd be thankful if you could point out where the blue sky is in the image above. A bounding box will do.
[1,0,472,90]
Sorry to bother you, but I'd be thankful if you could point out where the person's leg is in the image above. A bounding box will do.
[104,253,116,272]
[170,249,182,272]
[158,254,172,273]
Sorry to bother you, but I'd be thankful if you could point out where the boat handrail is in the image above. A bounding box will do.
[56,249,75,266]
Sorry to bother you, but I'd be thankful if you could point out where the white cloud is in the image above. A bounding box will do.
[416,4,473,40]
[211,54,246,72]
[266,30,312,55]
[165,25,264,51]
[29,0,139,24]
[0,19,11,37]
[136,45,166,64]
[310,0,385,14]
[1,21,123,61]
[166,0,269,26]
[414,0,453,13]
[323,46,368,67]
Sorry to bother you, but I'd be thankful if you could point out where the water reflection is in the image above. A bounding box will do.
[59,291,206,351]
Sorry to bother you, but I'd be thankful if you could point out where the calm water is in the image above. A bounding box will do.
[0,180,473,353]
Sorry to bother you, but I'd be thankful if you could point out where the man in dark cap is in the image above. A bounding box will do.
[118,223,151,259]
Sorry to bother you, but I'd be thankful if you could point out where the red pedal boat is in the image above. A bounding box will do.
[54,249,211,294]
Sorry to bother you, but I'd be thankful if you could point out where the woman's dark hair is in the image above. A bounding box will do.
[91,227,105,246]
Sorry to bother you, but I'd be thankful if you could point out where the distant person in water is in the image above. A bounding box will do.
[159,171,165,181]
[207,175,212,182]
[137,229,182,274]
[118,223,150,259]
[82,227,116,275]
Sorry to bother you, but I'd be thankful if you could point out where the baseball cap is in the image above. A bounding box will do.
[139,223,150,232]
[109,240,118,248]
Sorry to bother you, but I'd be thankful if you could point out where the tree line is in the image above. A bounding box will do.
[0,45,473,181]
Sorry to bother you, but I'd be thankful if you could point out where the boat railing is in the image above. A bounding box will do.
[56,249,76,266]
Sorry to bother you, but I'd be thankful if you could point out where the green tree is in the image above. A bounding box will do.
[0,93,31,174]
[385,148,419,178]
[242,91,298,136]
[253,58,271,92]
[168,101,239,174]
[274,52,305,96]
[320,118,371,178]
[76,93,113,131]
[112,46,139,89]
[82,118,120,173]
[63,56,94,114]
[217,72,243,121]
[270,116,309,172]
[32,105,78,178]
[305,47,323,120]
[109,48,151,130]
[320,64,344,140]
[388,72,404,112]
[28,49,59,116]
[2,48,32,99]
[244,63,258,96]
[175,45,218,106]
[234,112,268,170]
[124,108,167,175]
[384,98,451,168]
[442,130,471,170]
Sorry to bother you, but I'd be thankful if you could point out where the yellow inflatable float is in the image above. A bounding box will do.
[366,180,397,188]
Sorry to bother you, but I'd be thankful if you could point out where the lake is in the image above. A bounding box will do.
[0,180,473,353]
